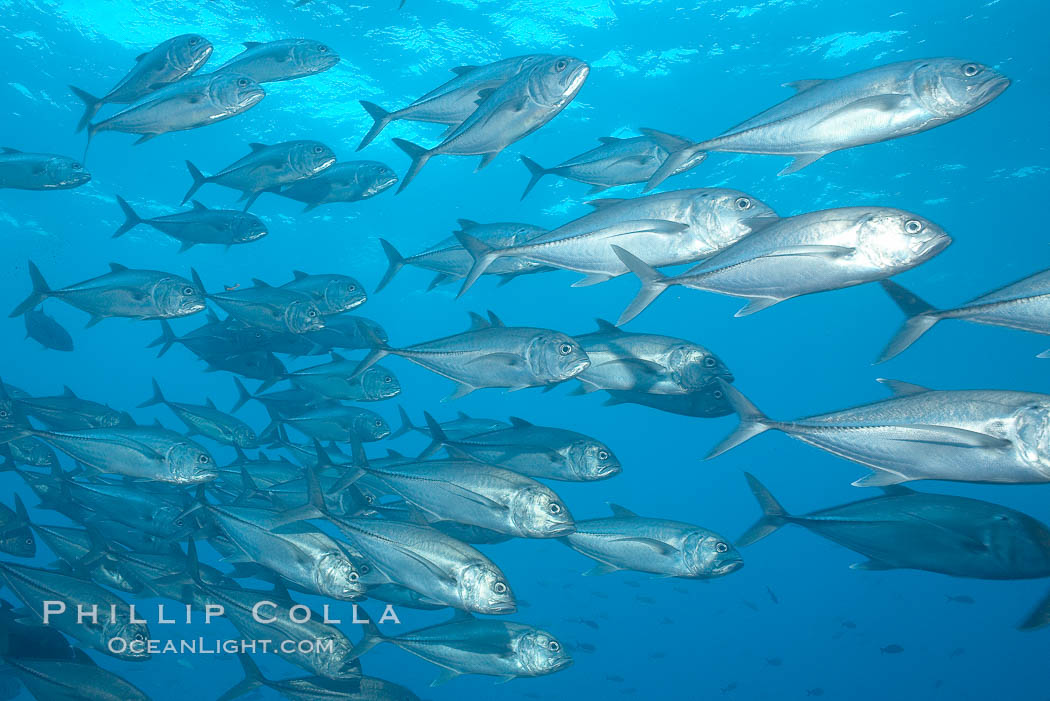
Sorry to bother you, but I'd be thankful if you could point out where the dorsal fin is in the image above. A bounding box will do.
[467,312,489,331]
[134,52,148,62]
[456,218,480,231]
[486,310,505,327]
[508,416,533,428]
[876,378,931,397]
[205,397,217,410]
[456,411,470,420]
[108,262,129,273]
[243,41,263,49]
[251,278,272,288]
[330,352,346,363]
[474,87,496,105]
[292,270,309,280]
[386,449,405,458]
[608,502,638,518]
[782,79,826,93]
[597,136,625,144]
[62,385,78,398]
[450,65,479,76]
[190,200,208,211]
[1,147,23,154]
[248,142,268,152]
[587,198,627,210]
[594,318,620,333]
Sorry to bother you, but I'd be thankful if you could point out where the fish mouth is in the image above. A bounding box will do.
[238,89,266,109]
[594,463,622,478]
[550,658,574,672]
[196,44,215,66]
[977,75,1011,104]
[487,603,517,614]
[316,156,337,172]
[546,523,576,537]
[714,559,744,576]
[920,234,952,258]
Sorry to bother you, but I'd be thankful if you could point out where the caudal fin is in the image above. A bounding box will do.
[1018,589,1050,631]
[68,85,102,134]
[357,101,393,151]
[611,245,671,325]
[390,405,416,439]
[706,380,776,459]
[519,155,549,200]
[453,231,503,298]
[216,652,266,701]
[349,325,393,380]
[9,261,52,318]
[876,280,942,363]
[643,143,704,193]
[417,410,449,459]
[113,196,142,238]
[138,378,166,408]
[347,615,388,662]
[391,138,432,193]
[376,239,405,292]
[147,319,178,358]
[182,161,208,204]
[737,472,792,546]
[231,378,254,414]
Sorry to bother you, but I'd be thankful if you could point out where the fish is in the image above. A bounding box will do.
[214,39,340,83]
[27,522,140,593]
[182,140,337,210]
[280,354,400,401]
[391,407,509,441]
[84,72,265,157]
[710,378,1050,486]
[0,148,91,190]
[737,473,1050,629]
[645,58,1011,187]
[278,161,399,211]
[519,129,700,198]
[420,412,620,481]
[599,383,733,418]
[393,55,589,191]
[806,689,824,697]
[350,610,571,685]
[196,273,325,335]
[22,308,74,352]
[561,503,743,578]
[0,650,151,701]
[766,657,782,666]
[766,585,779,604]
[69,33,213,131]
[113,196,267,250]
[203,350,288,383]
[377,220,552,292]
[231,380,332,417]
[946,594,975,604]
[217,652,421,701]
[280,271,366,316]
[455,188,776,295]
[0,496,34,557]
[280,405,390,443]
[12,386,132,430]
[573,319,733,394]
[0,561,150,659]
[613,206,951,323]
[2,436,60,468]
[139,378,257,447]
[10,261,206,325]
[878,272,1050,362]
[304,315,388,353]
[880,644,904,654]
[353,311,589,400]
[356,54,549,150]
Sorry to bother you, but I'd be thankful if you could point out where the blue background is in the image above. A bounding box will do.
[0,0,1048,698]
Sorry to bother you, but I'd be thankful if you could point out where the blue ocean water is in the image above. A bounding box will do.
[1,0,1048,699]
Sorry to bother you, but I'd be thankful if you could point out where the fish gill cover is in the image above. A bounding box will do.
[0,0,1047,699]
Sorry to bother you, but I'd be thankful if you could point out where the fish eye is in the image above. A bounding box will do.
[555,59,567,71]
[174,518,184,527]
[237,78,249,87]
[713,390,724,399]
[313,145,324,154]
[962,63,980,77]
[549,640,561,652]
[384,376,392,383]
[558,343,573,355]
[308,310,318,318]
[548,503,562,514]
[183,286,195,295]
[597,450,609,461]
[704,357,717,367]
[904,219,924,234]
[189,37,200,46]
[735,197,751,210]
[25,537,33,546]
[0,410,7,419]
[72,162,83,170]
[319,45,329,53]
[365,495,375,504]
[348,572,359,582]
[360,564,371,573]
[198,454,210,464]
[134,633,145,641]
[715,542,729,553]
[494,581,508,594]
[374,419,382,427]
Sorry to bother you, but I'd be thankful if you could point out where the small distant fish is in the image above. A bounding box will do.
[576,618,599,630]
[673,586,688,594]
[880,644,904,654]
[636,595,655,604]
[946,595,975,604]
[624,580,641,588]
[606,675,624,683]
[766,657,782,667]
[721,682,737,694]
[841,621,856,629]
[23,308,73,351]
[807,689,824,697]
[742,599,758,611]
[591,591,609,599]
[659,617,672,625]
[649,651,665,660]
[949,647,965,658]
[766,585,779,604]
[575,642,596,653]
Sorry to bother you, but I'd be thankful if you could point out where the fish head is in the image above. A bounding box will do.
[43,156,91,188]
[687,380,736,418]
[529,55,589,108]
[167,441,218,484]
[169,34,213,74]
[105,617,151,660]
[690,190,778,252]
[354,410,391,441]
[10,437,57,467]
[359,161,399,197]
[289,140,337,177]
[526,333,590,383]
[155,276,207,318]
[314,551,368,600]
[230,213,268,244]
[685,531,744,577]
[668,344,733,390]
[511,487,575,537]
[209,73,266,113]
[283,299,326,334]
[0,526,35,558]
[913,59,1010,120]
[566,439,622,480]
[232,425,257,448]
[317,275,367,314]
[460,561,516,614]
[311,634,359,678]
[96,561,140,593]
[978,507,1050,575]
[858,210,951,270]
[94,407,131,428]
[517,629,574,675]
[360,365,401,400]
[1013,401,1050,477]
[289,39,341,75]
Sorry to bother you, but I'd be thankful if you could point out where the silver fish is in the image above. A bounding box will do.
[0,654,151,701]
[214,39,339,83]
[283,355,400,401]
[139,378,257,447]
[0,148,90,190]
[12,386,131,430]
[23,308,74,352]
[113,197,267,251]
[198,274,325,335]
[278,161,398,211]
[614,206,951,322]
[280,271,366,316]
[218,653,421,701]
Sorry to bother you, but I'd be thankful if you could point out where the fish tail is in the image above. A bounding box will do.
[190,268,207,297]
[138,377,166,408]
[611,245,671,325]
[347,615,388,661]
[148,319,178,357]
[391,138,432,193]
[357,100,393,151]
[643,142,705,193]
[417,410,449,459]
[68,85,102,134]
[390,405,415,439]
[737,472,792,546]
[376,238,405,292]
[876,280,942,363]
[9,261,52,318]
[216,652,267,701]
[231,378,254,413]
[1018,588,1050,631]
[519,155,549,200]
[349,325,392,380]
[706,380,776,459]
[113,195,142,238]
[453,230,502,298]
[182,161,208,205]
[272,464,330,526]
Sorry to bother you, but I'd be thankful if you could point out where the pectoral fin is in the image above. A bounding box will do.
[609,536,677,555]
